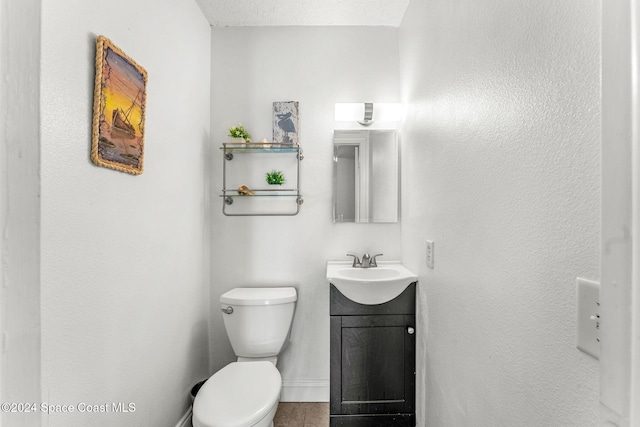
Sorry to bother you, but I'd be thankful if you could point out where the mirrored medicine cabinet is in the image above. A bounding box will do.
[333,130,399,223]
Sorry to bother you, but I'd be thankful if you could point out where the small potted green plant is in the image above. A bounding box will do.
[266,170,285,194]
[228,123,251,143]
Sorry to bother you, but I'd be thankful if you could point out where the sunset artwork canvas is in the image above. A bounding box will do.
[91,36,147,175]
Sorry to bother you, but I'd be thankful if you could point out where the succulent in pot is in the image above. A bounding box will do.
[228,123,251,143]
[266,170,285,185]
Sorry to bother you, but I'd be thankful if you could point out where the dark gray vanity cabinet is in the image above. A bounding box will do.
[330,283,416,427]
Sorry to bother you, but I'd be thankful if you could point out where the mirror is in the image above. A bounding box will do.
[333,130,399,223]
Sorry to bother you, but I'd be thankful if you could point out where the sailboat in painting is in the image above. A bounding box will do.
[111,109,136,139]
[111,88,142,140]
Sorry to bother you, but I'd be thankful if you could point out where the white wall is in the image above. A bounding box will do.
[39,1,211,425]
[209,26,401,401]
[399,0,600,425]
[601,0,640,424]
[0,0,41,426]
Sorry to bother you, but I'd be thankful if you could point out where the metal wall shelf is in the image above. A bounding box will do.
[220,143,303,216]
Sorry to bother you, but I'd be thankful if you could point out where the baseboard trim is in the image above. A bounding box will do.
[176,406,192,427]
[281,378,329,402]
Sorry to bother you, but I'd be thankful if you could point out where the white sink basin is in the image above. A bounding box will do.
[326,261,418,305]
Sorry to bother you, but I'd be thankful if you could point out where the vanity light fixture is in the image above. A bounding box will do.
[335,102,403,126]
[360,103,374,126]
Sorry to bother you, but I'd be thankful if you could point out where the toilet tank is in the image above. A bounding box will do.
[220,287,297,358]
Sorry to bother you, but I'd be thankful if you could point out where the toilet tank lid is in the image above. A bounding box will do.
[220,287,297,306]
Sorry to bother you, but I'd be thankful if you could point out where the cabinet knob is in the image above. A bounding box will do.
[407,326,415,335]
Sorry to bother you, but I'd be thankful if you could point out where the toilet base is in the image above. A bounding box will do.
[192,362,281,427]
[192,405,276,427]
[253,402,278,427]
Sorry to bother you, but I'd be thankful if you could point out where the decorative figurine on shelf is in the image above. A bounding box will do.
[228,123,252,143]
[237,185,254,196]
[257,138,271,148]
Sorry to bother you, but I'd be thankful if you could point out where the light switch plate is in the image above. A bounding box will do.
[576,277,600,359]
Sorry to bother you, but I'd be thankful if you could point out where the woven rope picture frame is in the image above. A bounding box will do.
[91,35,147,175]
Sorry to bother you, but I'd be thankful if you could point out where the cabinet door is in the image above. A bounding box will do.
[330,314,415,416]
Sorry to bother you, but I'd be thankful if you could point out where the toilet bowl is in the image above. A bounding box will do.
[192,361,281,427]
[192,287,297,427]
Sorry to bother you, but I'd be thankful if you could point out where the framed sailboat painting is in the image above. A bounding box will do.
[91,36,147,175]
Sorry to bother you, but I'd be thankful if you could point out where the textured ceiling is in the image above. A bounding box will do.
[194,0,410,27]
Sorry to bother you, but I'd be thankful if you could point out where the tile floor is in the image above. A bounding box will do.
[273,402,329,427]
[188,402,329,427]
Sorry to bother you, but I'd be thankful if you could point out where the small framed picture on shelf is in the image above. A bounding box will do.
[273,101,299,144]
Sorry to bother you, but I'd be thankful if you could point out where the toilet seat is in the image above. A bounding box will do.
[192,361,281,427]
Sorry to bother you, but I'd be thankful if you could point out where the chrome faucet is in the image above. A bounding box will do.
[346,253,361,268]
[347,253,383,268]
[361,253,372,267]
[370,253,383,267]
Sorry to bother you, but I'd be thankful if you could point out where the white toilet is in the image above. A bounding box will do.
[192,287,297,427]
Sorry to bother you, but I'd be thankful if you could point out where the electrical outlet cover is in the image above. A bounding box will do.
[576,277,600,360]
[426,240,434,268]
